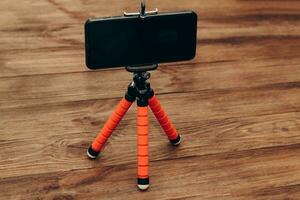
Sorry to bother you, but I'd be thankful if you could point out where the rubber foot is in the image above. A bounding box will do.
[137,178,149,191]
[170,135,182,146]
[87,146,100,159]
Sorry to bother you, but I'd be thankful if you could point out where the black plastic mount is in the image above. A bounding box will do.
[125,64,158,73]
[125,71,154,107]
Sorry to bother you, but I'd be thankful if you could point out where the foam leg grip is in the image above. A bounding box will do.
[137,106,149,189]
[148,95,179,141]
[91,98,133,153]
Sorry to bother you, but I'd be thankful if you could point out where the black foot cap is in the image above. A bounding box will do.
[170,135,182,146]
[137,178,150,190]
[87,146,100,159]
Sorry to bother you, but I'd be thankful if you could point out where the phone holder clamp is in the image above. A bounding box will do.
[123,2,158,17]
[124,2,159,73]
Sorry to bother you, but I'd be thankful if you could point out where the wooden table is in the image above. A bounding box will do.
[0,0,300,199]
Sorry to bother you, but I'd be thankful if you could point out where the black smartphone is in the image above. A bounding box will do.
[85,11,197,69]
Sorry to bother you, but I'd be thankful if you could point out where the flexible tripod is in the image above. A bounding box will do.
[87,65,181,190]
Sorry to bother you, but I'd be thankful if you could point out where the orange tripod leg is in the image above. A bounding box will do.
[137,106,149,190]
[87,97,133,159]
[148,95,181,146]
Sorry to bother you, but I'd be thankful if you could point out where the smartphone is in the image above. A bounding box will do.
[85,11,197,69]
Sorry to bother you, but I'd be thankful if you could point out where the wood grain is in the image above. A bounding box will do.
[0,0,300,199]
[1,144,300,200]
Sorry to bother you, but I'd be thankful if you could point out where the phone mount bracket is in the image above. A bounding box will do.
[124,1,159,73]
[124,2,158,17]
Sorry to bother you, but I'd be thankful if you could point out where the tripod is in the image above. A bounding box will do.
[87,65,181,190]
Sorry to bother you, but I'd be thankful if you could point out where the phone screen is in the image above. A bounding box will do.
[85,11,197,69]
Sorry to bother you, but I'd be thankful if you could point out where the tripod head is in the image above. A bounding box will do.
[125,69,154,107]
[133,71,151,91]
[131,71,153,102]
